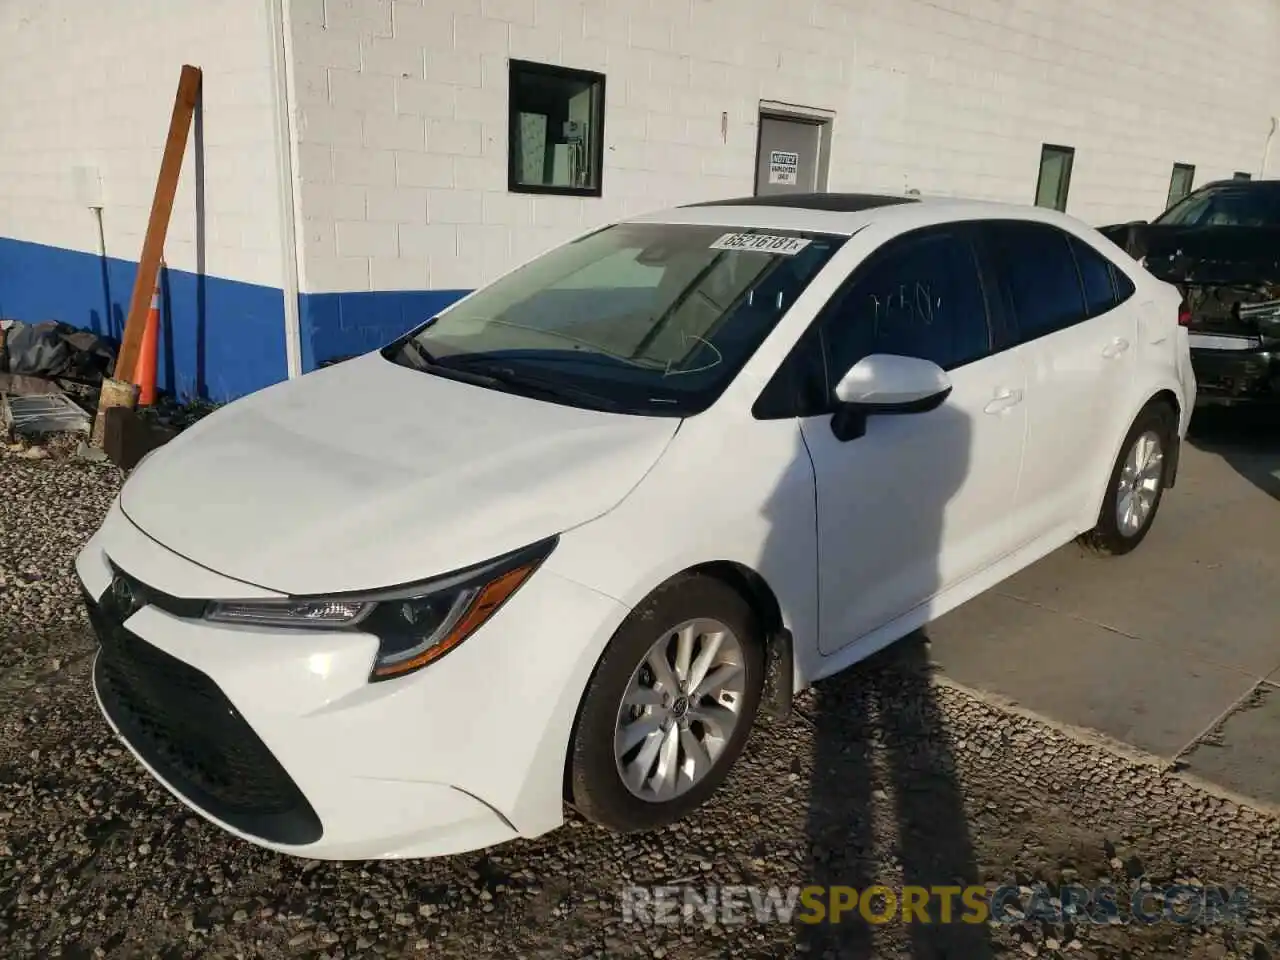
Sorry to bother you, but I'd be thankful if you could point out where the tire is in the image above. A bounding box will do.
[566,574,765,833]
[1079,401,1176,556]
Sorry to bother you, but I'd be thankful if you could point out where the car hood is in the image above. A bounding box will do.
[119,353,680,596]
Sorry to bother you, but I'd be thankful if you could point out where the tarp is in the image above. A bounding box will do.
[0,320,116,383]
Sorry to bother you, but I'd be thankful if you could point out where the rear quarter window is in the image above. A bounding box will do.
[1109,263,1137,303]
[1068,236,1118,317]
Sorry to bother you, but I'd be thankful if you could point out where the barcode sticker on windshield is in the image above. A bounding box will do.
[709,233,812,255]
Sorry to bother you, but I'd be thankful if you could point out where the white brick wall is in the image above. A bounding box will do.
[290,0,1280,295]
[0,0,284,288]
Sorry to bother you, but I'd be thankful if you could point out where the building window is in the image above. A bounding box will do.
[1167,163,1196,207]
[507,59,605,197]
[1234,171,1253,181]
[1034,144,1074,212]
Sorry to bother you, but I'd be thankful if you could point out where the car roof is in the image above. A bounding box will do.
[682,192,919,213]
[625,192,1092,236]
[1195,178,1280,192]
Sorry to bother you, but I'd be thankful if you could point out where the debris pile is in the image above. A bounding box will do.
[0,319,112,461]
[0,319,215,467]
[0,319,115,384]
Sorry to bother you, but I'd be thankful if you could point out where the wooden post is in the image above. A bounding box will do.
[91,64,201,447]
[115,64,202,381]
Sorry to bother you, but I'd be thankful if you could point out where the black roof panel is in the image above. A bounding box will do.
[680,192,919,212]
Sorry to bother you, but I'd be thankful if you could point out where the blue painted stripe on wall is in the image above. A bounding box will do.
[0,235,477,400]
[0,236,287,402]
[297,288,470,370]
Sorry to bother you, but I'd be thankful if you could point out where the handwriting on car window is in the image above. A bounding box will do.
[866,280,939,336]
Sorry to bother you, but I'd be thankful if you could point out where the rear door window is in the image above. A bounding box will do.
[984,221,1088,342]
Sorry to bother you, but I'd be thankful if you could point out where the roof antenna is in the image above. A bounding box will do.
[1262,116,1278,179]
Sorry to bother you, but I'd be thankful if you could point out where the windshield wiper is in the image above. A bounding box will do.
[464,317,658,369]
[438,356,630,412]
[391,336,436,370]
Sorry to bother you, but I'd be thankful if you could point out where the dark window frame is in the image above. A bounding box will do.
[752,222,998,420]
[1034,144,1075,212]
[1167,162,1196,208]
[507,58,606,198]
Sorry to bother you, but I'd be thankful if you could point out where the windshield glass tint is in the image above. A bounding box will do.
[1155,184,1280,227]
[384,222,846,415]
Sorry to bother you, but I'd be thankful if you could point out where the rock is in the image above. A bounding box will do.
[73,441,108,463]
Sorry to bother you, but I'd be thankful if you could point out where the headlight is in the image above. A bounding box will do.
[204,537,557,681]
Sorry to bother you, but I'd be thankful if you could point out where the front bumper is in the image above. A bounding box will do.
[1191,347,1280,406]
[76,501,629,860]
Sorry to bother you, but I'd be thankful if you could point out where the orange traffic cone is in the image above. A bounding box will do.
[133,265,161,406]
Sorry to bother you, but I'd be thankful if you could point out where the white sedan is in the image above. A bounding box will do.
[76,193,1195,861]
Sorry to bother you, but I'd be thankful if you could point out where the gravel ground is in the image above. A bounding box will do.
[2,438,1280,959]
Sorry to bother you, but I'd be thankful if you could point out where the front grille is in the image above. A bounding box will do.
[106,563,209,620]
[86,585,323,846]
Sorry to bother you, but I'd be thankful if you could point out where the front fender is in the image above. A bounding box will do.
[543,414,822,690]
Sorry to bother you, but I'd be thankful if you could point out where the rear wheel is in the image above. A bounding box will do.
[1080,402,1176,555]
[566,575,764,833]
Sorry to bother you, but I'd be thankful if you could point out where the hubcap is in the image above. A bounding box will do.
[1116,429,1164,537]
[614,617,747,803]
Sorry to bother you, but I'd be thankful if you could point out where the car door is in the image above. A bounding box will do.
[777,224,1030,655]
[979,221,1139,536]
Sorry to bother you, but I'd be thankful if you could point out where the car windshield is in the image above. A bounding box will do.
[382,222,846,416]
[1155,183,1280,227]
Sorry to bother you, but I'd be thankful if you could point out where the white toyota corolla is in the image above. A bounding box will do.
[77,193,1195,861]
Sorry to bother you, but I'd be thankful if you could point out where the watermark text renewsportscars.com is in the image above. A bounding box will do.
[620,883,1250,928]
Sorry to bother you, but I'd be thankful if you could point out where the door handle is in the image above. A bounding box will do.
[1102,337,1131,359]
[984,387,1023,414]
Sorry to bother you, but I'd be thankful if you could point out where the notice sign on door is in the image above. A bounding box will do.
[768,150,800,186]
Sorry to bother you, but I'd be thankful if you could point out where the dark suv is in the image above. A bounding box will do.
[1101,179,1280,406]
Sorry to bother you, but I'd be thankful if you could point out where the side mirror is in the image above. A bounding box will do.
[830,354,952,442]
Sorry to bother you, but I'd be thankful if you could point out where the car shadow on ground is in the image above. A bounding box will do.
[1187,405,1280,500]
[795,635,994,959]
[750,399,993,957]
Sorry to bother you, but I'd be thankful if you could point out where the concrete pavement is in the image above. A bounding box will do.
[928,407,1280,807]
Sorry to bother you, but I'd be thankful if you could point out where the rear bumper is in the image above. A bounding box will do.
[1191,348,1280,406]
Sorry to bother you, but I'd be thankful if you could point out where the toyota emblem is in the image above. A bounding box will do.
[110,575,139,616]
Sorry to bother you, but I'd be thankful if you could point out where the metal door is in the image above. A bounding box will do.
[755,116,823,195]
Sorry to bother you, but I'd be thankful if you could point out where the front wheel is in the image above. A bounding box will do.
[566,575,764,833]
[1079,403,1176,556]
